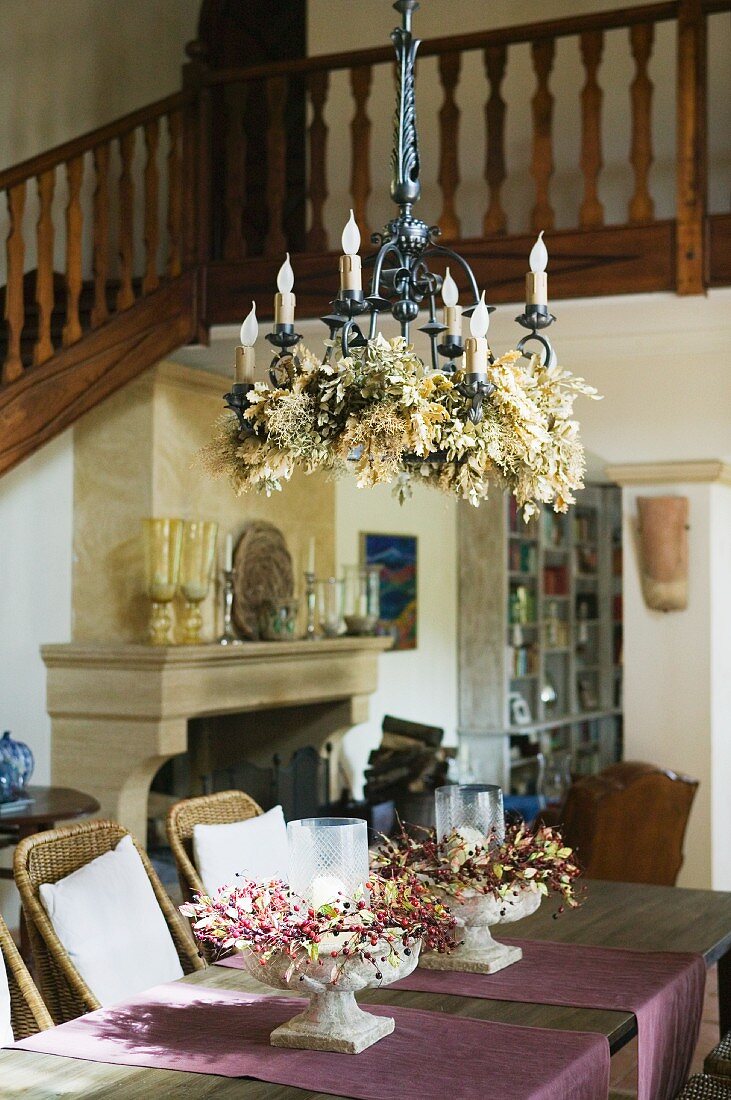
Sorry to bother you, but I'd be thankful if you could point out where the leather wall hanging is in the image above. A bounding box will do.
[636,496,689,612]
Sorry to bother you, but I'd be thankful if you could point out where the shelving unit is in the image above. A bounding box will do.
[458,484,623,794]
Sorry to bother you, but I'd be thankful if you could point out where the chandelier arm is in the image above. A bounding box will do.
[369,238,406,299]
[423,244,481,307]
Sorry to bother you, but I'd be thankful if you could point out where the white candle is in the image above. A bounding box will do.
[464,291,490,374]
[310,874,347,911]
[274,253,296,325]
[339,209,362,293]
[307,537,316,575]
[526,230,548,307]
[235,302,258,384]
[456,825,487,852]
[224,533,233,572]
[441,267,462,338]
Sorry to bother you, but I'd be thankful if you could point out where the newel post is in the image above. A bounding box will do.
[675,0,707,295]
[182,40,212,342]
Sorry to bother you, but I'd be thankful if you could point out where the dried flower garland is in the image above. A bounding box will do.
[180,874,456,982]
[200,335,599,516]
[372,822,583,914]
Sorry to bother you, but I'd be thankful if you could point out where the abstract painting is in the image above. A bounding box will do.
[362,533,417,650]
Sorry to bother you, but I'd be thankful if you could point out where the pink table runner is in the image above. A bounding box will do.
[11,981,610,1099]
[392,938,706,1100]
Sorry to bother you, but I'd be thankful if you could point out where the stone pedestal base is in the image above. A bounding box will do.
[270,991,394,1054]
[420,939,522,974]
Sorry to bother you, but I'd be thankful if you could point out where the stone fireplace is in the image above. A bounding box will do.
[42,638,390,845]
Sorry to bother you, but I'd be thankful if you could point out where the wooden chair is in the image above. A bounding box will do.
[14,819,204,1024]
[0,912,52,1039]
[548,761,698,886]
[166,789,263,903]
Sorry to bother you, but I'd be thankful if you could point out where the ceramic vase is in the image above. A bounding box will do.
[241,936,420,1054]
[420,883,541,974]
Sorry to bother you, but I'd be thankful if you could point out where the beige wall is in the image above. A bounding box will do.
[73,363,336,644]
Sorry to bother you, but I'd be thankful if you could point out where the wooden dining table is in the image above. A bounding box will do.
[2,879,731,1099]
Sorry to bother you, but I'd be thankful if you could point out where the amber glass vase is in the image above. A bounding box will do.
[179,520,219,644]
[142,518,183,645]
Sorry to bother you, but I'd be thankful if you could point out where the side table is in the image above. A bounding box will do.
[0,786,100,960]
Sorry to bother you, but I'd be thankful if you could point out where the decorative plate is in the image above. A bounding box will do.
[232,521,294,640]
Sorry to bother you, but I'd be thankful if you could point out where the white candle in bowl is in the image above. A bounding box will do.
[456,825,488,852]
[224,533,233,572]
[310,874,348,911]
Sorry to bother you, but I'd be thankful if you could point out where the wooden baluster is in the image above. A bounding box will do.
[91,145,110,327]
[33,170,55,366]
[350,65,372,239]
[628,23,655,224]
[117,130,135,310]
[265,76,287,255]
[483,45,508,236]
[3,182,26,383]
[223,84,247,261]
[62,156,83,348]
[579,30,605,229]
[166,110,182,277]
[142,118,159,294]
[530,38,556,233]
[307,70,329,253]
[676,0,707,294]
[438,52,461,240]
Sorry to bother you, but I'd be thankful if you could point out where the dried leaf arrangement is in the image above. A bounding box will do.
[200,335,599,517]
[372,821,583,914]
[180,873,456,983]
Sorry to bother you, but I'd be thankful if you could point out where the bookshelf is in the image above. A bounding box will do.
[458,484,623,794]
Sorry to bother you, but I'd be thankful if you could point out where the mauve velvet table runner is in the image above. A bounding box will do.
[12,982,610,1100]
[394,938,706,1100]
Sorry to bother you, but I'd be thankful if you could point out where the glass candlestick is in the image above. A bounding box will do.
[142,518,183,645]
[217,568,242,646]
[304,570,317,640]
[179,520,218,644]
[317,577,344,637]
[435,783,505,848]
[287,817,369,910]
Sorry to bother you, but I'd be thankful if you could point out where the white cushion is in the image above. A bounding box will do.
[192,804,288,896]
[39,834,183,1007]
[0,950,12,1046]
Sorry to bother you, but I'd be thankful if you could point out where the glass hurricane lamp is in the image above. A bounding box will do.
[142,518,183,645]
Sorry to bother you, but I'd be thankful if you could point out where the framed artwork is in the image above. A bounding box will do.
[361,533,417,650]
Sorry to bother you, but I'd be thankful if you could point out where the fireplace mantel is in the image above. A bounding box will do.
[42,639,391,843]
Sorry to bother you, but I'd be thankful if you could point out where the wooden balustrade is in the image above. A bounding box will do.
[0,91,192,389]
[0,1,730,478]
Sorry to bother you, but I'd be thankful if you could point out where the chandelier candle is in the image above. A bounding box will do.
[235,302,258,384]
[464,292,491,375]
[441,267,462,337]
[340,210,362,294]
[526,231,549,307]
[274,253,296,325]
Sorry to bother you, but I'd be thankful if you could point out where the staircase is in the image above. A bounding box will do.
[1,0,729,478]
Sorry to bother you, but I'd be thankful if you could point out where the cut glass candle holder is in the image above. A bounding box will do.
[421,784,541,974]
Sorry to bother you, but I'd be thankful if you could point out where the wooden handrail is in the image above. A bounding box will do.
[0,90,192,192]
[206,2,684,87]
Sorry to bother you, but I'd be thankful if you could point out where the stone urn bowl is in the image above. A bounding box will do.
[420,883,541,974]
[240,935,421,1054]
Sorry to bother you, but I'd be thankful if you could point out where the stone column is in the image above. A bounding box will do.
[606,461,731,889]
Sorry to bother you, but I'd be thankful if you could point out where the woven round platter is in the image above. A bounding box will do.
[232,521,295,640]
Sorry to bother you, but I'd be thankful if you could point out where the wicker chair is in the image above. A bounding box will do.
[14,819,204,1025]
[675,1074,731,1097]
[705,1033,731,1079]
[0,911,52,1039]
[166,789,263,903]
